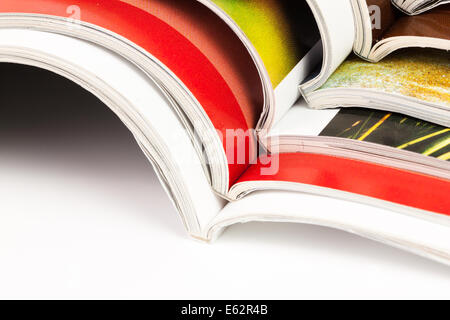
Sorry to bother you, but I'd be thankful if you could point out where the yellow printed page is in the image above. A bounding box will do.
[210,0,319,87]
[321,49,450,107]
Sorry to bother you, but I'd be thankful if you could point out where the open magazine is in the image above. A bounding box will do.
[0,0,449,264]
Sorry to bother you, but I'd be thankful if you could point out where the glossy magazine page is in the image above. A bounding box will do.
[255,102,450,216]
[232,152,450,215]
[320,108,450,161]
[381,4,450,41]
[0,0,257,187]
[121,0,264,129]
[355,0,450,60]
[319,49,449,109]
[208,0,320,88]
[266,99,449,181]
[201,0,324,126]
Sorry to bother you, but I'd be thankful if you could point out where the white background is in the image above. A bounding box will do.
[0,64,449,300]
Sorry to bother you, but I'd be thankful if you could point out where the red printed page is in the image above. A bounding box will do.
[121,0,264,129]
[0,0,255,186]
[235,153,450,215]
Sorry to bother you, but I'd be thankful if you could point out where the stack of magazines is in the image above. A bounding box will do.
[0,0,449,264]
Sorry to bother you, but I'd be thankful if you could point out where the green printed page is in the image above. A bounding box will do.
[321,49,450,107]
[210,0,319,87]
[320,108,450,161]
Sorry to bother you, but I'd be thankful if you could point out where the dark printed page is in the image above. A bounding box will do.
[320,108,450,161]
[368,0,450,43]
[383,4,450,41]
[366,0,398,43]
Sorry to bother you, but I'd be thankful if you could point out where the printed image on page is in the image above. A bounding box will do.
[320,49,450,107]
[210,0,320,87]
[320,108,450,161]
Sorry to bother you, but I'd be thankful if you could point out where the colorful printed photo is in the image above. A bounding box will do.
[320,108,450,161]
[209,0,320,87]
[321,49,450,107]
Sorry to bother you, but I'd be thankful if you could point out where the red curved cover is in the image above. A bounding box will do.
[238,153,450,216]
[0,0,251,185]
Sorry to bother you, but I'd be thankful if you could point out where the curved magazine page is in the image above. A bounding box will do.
[207,191,450,265]
[319,49,449,106]
[353,0,450,61]
[319,109,450,162]
[121,0,264,130]
[307,48,450,126]
[265,102,450,180]
[0,0,253,191]
[352,0,398,57]
[199,0,322,128]
[0,28,224,234]
[207,0,320,88]
[229,153,450,216]
[299,0,356,97]
[383,5,450,41]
